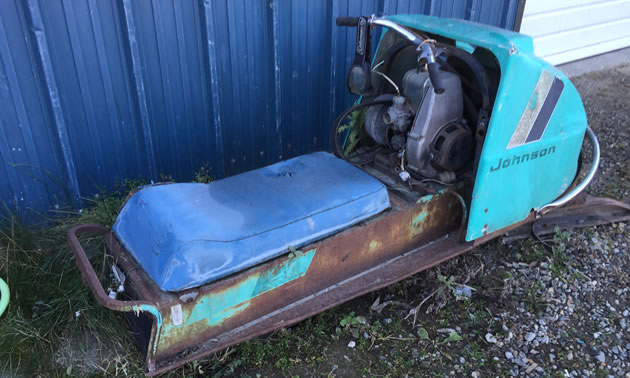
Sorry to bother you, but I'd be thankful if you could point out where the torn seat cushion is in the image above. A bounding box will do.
[113,151,390,292]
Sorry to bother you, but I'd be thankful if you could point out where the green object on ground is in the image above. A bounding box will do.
[0,277,8,317]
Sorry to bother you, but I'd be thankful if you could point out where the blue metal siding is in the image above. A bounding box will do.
[0,0,520,223]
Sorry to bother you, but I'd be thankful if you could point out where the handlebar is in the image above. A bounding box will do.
[336,15,445,95]
[336,17,360,27]
[368,17,423,46]
[336,16,423,46]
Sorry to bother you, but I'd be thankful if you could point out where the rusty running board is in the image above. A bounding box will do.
[67,194,630,375]
[152,236,474,375]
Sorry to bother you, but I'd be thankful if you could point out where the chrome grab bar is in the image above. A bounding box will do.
[536,126,600,217]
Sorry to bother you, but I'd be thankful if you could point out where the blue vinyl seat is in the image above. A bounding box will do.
[113,152,390,292]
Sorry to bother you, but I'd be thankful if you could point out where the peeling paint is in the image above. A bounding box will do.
[411,208,429,235]
[184,249,316,328]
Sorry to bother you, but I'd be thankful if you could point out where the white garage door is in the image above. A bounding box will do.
[520,0,630,65]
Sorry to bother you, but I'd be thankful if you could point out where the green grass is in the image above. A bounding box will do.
[514,239,545,263]
[550,227,570,277]
[0,178,198,376]
[0,183,149,377]
[525,280,544,314]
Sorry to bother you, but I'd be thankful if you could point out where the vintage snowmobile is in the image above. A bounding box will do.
[68,14,630,375]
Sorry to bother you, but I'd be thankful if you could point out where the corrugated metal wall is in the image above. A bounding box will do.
[0,0,521,223]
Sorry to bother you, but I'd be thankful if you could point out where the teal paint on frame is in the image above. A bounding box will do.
[386,15,586,241]
[411,208,428,235]
[134,304,163,356]
[184,249,316,328]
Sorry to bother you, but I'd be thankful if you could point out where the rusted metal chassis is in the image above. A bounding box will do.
[68,187,463,373]
[67,189,630,376]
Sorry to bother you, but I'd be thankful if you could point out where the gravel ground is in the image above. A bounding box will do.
[385,63,630,377]
[489,63,630,377]
[575,64,630,201]
[472,63,630,377]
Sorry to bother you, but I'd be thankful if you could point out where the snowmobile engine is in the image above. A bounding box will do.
[364,68,473,183]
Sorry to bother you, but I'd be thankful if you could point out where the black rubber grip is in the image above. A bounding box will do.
[336,17,360,26]
[428,62,445,94]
